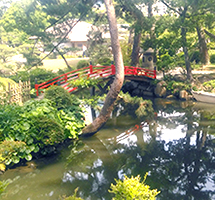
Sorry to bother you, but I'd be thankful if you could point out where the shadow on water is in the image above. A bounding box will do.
[1,99,215,199]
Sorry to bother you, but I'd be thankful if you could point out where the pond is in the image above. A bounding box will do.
[1,99,215,200]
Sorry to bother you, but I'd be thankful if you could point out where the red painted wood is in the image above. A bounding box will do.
[35,65,156,96]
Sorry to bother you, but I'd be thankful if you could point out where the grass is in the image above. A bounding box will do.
[192,64,215,71]
[40,58,89,72]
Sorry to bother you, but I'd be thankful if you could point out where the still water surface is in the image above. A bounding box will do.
[1,99,215,200]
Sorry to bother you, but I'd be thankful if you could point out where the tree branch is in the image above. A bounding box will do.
[204,29,215,40]
[160,0,181,15]
[28,14,85,69]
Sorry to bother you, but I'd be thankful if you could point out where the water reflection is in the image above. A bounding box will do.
[1,100,215,200]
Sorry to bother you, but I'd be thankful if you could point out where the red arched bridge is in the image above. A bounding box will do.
[35,65,156,96]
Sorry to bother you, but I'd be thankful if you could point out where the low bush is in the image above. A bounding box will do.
[190,51,200,64]
[10,68,55,89]
[165,80,191,95]
[210,54,215,64]
[76,60,90,69]
[97,57,112,66]
[109,174,160,200]
[0,141,32,165]
[69,76,99,89]
[30,68,56,89]
[0,97,85,166]
[203,80,215,92]
[44,86,74,110]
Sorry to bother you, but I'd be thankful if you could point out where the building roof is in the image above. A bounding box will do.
[67,21,129,42]
[67,21,93,42]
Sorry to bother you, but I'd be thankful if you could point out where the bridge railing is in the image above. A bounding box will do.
[35,65,156,96]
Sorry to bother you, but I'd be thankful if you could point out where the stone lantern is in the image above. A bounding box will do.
[142,48,154,70]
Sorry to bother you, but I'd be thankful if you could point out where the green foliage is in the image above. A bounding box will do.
[30,68,55,88]
[88,44,113,65]
[210,54,215,64]
[9,71,29,83]
[121,41,132,66]
[190,51,200,64]
[109,174,160,200]
[44,86,74,110]
[166,80,191,95]
[0,140,32,165]
[97,57,112,66]
[10,68,55,89]
[76,60,90,69]
[203,80,215,92]
[0,44,15,63]
[156,52,174,73]
[57,108,85,139]
[0,77,17,92]
[117,92,154,119]
[69,76,99,89]
[0,97,84,165]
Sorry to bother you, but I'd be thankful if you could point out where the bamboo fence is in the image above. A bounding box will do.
[0,80,31,105]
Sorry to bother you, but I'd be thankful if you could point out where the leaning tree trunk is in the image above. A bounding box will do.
[81,0,124,136]
[196,26,210,66]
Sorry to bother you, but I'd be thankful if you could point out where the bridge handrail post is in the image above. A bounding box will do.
[65,74,68,82]
[153,67,156,79]
[111,64,115,75]
[35,84,39,96]
[134,67,138,75]
[35,78,39,96]
[89,64,93,75]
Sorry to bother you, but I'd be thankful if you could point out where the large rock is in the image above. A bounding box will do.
[173,74,186,82]
[154,81,167,98]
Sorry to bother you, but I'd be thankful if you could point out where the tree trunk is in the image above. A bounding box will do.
[56,47,72,70]
[181,26,193,81]
[81,0,124,136]
[196,26,210,66]
[131,32,141,66]
[180,10,193,82]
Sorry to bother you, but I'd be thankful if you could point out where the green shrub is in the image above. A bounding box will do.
[109,174,160,200]
[210,54,215,64]
[190,51,200,64]
[0,98,85,165]
[44,86,74,110]
[9,71,30,83]
[156,52,174,73]
[166,80,191,95]
[97,57,112,66]
[10,68,55,90]
[76,60,90,69]
[0,141,33,165]
[203,80,215,92]
[69,77,99,89]
[29,68,55,89]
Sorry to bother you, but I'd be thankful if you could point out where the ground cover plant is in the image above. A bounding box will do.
[0,86,85,168]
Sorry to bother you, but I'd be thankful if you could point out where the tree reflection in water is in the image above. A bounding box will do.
[65,100,215,200]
